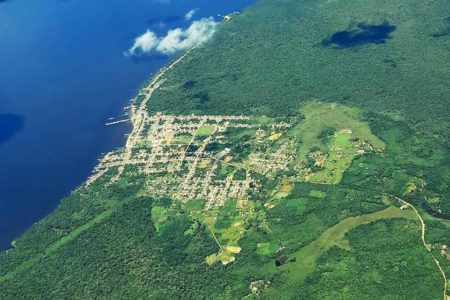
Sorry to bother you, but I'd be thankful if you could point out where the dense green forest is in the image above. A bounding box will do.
[1,174,446,299]
[150,0,450,142]
[149,0,450,215]
[1,0,449,299]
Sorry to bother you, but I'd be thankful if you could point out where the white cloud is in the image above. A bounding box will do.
[157,18,217,54]
[184,8,198,21]
[155,28,184,54]
[124,30,159,56]
[125,17,218,56]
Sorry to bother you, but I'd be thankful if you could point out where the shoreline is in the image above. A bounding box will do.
[0,0,256,251]
[1,9,242,253]
[86,14,239,187]
[86,47,196,186]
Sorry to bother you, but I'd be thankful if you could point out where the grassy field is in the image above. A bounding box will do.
[256,242,279,256]
[151,206,168,232]
[286,198,307,213]
[276,207,414,275]
[288,102,385,184]
[293,102,384,158]
[261,206,419,298]
[197,125,214,137]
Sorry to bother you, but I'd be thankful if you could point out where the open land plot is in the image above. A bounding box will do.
[260,206,417,296]
[288,102,385,185]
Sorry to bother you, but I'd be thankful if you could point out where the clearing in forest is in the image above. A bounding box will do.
[262,206,417,288]
[291,102,385,184]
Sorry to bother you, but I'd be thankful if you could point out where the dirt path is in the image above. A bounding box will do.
[202,216,223,250]
[302,182,448,299]
[395,197,449,300]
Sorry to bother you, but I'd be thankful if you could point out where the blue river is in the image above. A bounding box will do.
[0,0,256,249]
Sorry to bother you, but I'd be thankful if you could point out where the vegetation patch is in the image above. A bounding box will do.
[291,102,384,184]
[261,207,417,298]
[256,242,279,256]
[308,190,326,199]
[197,125,214,137]
[184,199,205,212]
[173,134,191,144]
[151,206,168,233]
[286,198,307,213]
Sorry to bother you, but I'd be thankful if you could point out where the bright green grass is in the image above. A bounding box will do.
[292,102,384,160]
[286,102,385,185]
[334,131,351,147]
[151,206,168,233]
[309,132,355,184]
[219,164,230,177]
[286,198,307,213]
[308,190,326,199]
[197,125,214,137]
[184,199,205,212]
[256,242,279,255]
[221,198,237,215]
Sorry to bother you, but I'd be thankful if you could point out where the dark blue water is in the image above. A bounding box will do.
[322,22,397,48]
[0,0,256,249]
[0,114,24,144]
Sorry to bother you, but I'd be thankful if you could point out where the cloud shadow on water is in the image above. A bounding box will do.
[0,114,25,145]
[322,22,397,48]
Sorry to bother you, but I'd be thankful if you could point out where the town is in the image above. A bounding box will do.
[88,112,294,211]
